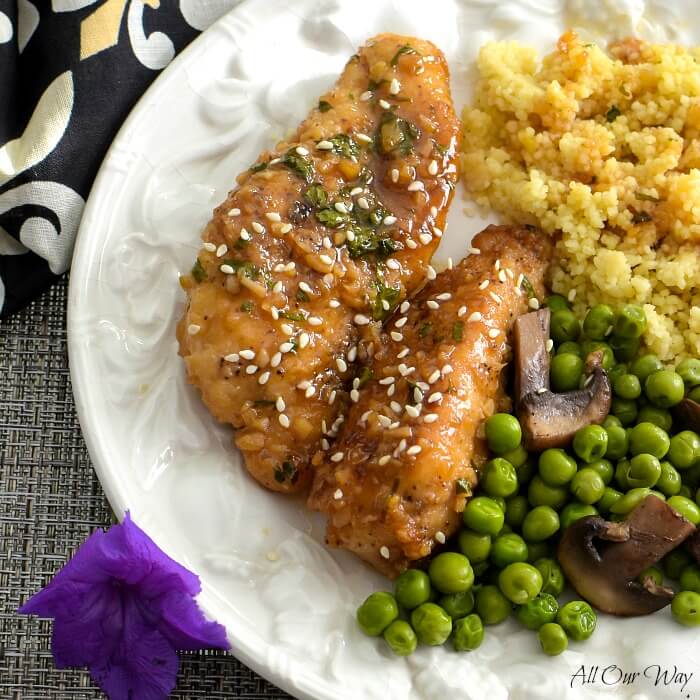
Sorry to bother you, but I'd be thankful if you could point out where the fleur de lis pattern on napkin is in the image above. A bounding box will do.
[0,0,240,316]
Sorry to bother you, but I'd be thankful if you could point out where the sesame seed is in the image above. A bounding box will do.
[281,324,293,336]
[407,181,424,192]
[529,298,540,310]
[323,273,334,285]
[356,132,372,143]
[468,246,481,255]
[397,439,407,453]
[308,317,322,327]
[239,349,255,360]
[346,229,355,242]
[428,370,441,384]
[329,299,341,308]
[317,140,333,150]
[390,401,402,414]
[537,387,548,394]
[424,413,438,423]
[336,358,348,373]
[379,377,395,386]
[305,385,315,398]
[399,364,414,376]
[224,353,239,362]
[407,445,422,456]
[258,371,271,385]
[383,215,398,226]
[321,438,330,450]
[498,270,507,283]
[380,546,390,559]
[354,314,370,326]
[381,300,391,311]
[378,455,391,466]
[428,392,442,403]
[379,99,391,109]
[279,414,290,428]
[400,301,410,314]
[395,317,407,329]
[297,380,311,391]
[187,324,201,335]
[246,365,258,375]
[329,390,337,404]
[350,389,360,402]
[298,281,312,295]
[389,78,401,94]
[516,273,524,287]
[390,168,399,183]
[388,385,396,397]
[419,233,433,245]
[319,254,334,265]
[331,451,344,463]
[348,346,358,362]
[273,281,284,294]
[506,268,514,279]
[426,266,436,280]
[489,292,502,303]
[405,405,420,418]
[360,410,372,423]
[488,328,500,339]
[334,202,348,214]
[299,333,310,349]
[442,364,453,375]
[220,264,234,275]
[546,339,554,352]
[427,300,439,310]
[397,347,410,359]
[270,352,282,367]
[458,306,467,317]
[275,396,286,412]
[417,381,430,391]
[228,208,241,216]
[266,212,281,222]
[479,279,490,290]
[378,415,392,428]
[386,259,400,270]
[406,239,418,249]
[391,331,404,342]
[203,242,216,252]
[568,289,577,302]
[433,227,443,238]
[435,531,446,544]
[414,387,424,402]
[251,221,264,234]
[357,196,370,210]
[360,90,372,101]
[495,259,501,271]
[271,307,279,320]
[428,160,438,175]
[352,378,360,389]
[280,223,292,234]
[269,158,281,165]
[280,342,294,353]
[436,293,451,301]
[296,146,309,156]
[333,488,343,500]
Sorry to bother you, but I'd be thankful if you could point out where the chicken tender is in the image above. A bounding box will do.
[177,34,460,493]
[308,225,552,577]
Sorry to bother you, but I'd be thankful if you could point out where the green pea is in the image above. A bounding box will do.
[689,386,700,402]
[612,397,638,425]
[528,476,568,509]
[546,294,570,312]
[534,558,565,597]
[680,566,700,594]
[429,552,474,594]
[394,569,432,610]
[560,502,598,529]
[604,426,627,460]
[610,487,654,515]
[515,457,537,485]
[631,354,663,383]
[550,353,584,392]
[490,533,529,568]
[581,340,615,370]
[664,549,692,580]
[463,497,505,536]
[645,370,686,408]
[614,304,647,339]
[440,590,475,620]
[573,425,609,463]
[485,413,522,454]
[668,431,700,470]
[583,303,615,340]
[492,496,507,513]
[383,620,417,656]
[357,592,399,636]
[498,562,543,604]
[538,448,578,486]
[527,541,552,563]
[458,530,492,563]
[557,341,582,356]
[522,506,560,542]
[679,485,694,499]
[411,603,452,645]
[627,453,662,488]
[551,309,580,344]
[609,334,641,362]
[586,458,614,485]
[603,415,623,429]
[597,486,623,514]
[615,459,632,491]
[628,422,670,459]
[481,457,519,498]
[671,591,700,627]
[667,496,700,525]
[539,622,569,655]
[452,613,484,651]
[557,600,597,641]
[516,592,559,630]
[475,584,512,625]
[638,566,664,587]
[570,467,606,504]
[505,495,529,528]
[677,358,700,387]
[656,461,682,496]
[608,363,629,386]
[500,443,528,468]
[637,405,673,432]
[613,373,641,400]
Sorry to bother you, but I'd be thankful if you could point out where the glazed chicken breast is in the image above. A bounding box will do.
[308,225,552,577]
[177,34,460,493]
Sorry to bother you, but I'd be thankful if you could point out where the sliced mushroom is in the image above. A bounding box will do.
[558,495,696,616]
[688,530,700,565]
[513,309,612,451]
[672,398,700,432]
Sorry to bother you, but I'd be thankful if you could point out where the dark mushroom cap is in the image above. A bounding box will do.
[558,495,696,616]
[672,398,700,432]
[688,530,700,566]
[513,309,612,451]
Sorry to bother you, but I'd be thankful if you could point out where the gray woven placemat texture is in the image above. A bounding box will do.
[0,275,291,699]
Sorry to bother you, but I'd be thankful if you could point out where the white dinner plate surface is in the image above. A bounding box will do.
[68,1,700,698]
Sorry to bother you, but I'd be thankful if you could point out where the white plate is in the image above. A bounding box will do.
[68,1,700,698]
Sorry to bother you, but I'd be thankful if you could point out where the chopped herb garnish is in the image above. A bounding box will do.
[606,105,621,122]
[367,78,385,91]
[250,161,268,173]
[191,258,207,283]
[520,275,536,299]
[318,100,332,112]
[221,258,260,280]
[282,147,314,182]
[369,206,389,227]
[390,44,420,66]
[456,478,472,495]
[632,210,653,224]
[316,208,350,228]
[279,310,305,321]
[372,280,401,320]
[296,289,310,302]
[636,191,660,202]
[452,321,463,342]
[289,200,311,224]
[234,237,249,250]
[418,322,432,338]
[327,134,360,160]
[273,460,299,484]
[240,301,254,313]
[356,366,373,388]
[304,183,328,208]
[376,112,420,156]
[433,142,449,155]
[346,226,399,259]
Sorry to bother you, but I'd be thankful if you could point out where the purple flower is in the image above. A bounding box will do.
[19,512,230,700]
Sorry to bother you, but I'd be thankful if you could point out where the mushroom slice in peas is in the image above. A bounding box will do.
[513,308,612,451]
[688,530,700,565]
[558,495,696,616]
[672,398,700,432]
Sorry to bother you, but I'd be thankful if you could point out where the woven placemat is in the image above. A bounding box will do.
[0,275,290,699]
